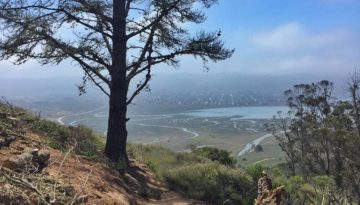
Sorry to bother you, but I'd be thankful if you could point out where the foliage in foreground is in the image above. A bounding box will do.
[273,75,360,204]
[0,100,104,158]
[32,120,103,158]
[165,163,253,204]
[128,144,255,204]
[273,174,351,205]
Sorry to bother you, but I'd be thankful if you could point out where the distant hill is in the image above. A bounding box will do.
[0,73,347,115]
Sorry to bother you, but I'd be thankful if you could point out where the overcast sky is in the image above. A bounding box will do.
[0,0,359,78]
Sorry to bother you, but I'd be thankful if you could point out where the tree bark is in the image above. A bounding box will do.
[105,0,128,162]
[105,82,128,162]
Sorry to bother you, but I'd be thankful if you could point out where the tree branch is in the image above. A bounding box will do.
[0,4,113,38]
[82,66,110,97]
[127,67,151,105]
[126,25,156,81]
[126,0,182,40]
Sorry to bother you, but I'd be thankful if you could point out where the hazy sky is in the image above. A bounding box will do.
[0,0,359,78]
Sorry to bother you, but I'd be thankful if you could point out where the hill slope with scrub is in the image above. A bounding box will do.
[0,101,259,205]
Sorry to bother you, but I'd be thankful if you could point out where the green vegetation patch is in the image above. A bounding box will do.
[0,100,104,158]
[128,144,255,204]
[191,146,237,167]
[165,163,253,204]
[31,119,103,158]
[127,144,207,177]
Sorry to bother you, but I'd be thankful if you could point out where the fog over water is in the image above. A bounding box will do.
[0,73,348,114]
[184,106,289,119]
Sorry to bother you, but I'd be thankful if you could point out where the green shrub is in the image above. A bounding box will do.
[279,175,349,205]
[127,144,207,177]
[0,101,104,158]
[68,125,103,158]
[128,144,257,204]
[31,120,103,158]
[0,99,24,114]
[192,147,237,167]
[32,119,70,149]
[245,164,264,183]
[164,163,253,204]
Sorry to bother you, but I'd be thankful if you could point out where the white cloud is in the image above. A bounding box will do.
[251,22,353,52]
[238,22,360,74]
[251,23,305,51]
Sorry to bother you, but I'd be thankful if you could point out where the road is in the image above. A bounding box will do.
[237,131,286,157]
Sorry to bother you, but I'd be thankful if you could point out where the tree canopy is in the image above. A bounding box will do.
[0,0,233,100]
[0,0,234,162]
[274,76,360,204]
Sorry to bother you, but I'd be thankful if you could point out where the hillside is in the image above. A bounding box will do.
[0,102,209,205]
[1,101,293,205]
[9,98,354,205]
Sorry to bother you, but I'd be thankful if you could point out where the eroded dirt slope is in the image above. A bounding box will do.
[0,112,205,205]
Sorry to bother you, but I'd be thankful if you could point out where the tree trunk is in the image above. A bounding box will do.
[105,83,128,162]
[105,0,128,162]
